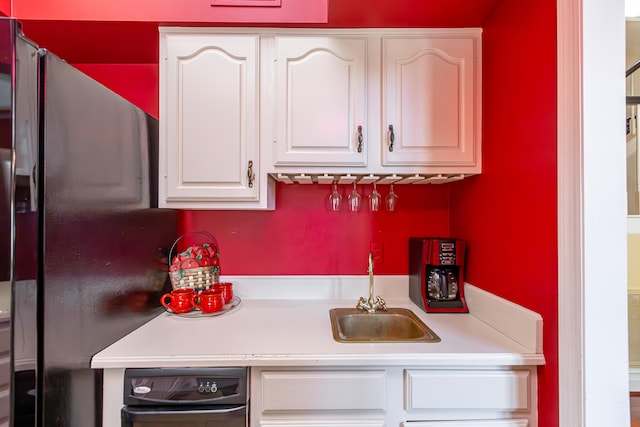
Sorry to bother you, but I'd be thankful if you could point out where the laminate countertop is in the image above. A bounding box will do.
[91,276,545,369]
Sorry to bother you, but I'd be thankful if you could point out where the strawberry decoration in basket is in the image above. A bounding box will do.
[168,232,221,291]
[170,243,221,276]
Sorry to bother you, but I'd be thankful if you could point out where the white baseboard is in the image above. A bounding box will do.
[629,216,640,234]
[631,368,640,392]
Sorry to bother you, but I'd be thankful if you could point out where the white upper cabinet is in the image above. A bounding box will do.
[158,28,482,210]
[273,36,368,166]
[382,36,479,168]
[160,30,274,209]
[266,29,481,177]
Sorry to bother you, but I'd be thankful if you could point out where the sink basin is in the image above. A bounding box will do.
[329,308,441,343]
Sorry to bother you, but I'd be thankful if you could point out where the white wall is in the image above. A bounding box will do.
[583,0,629,425]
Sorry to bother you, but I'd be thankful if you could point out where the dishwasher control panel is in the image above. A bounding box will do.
[124,367,247,406]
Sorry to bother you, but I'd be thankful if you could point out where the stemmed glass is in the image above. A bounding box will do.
[348,182,361,212]
[385,184,398,211]
[327,183,342,212]
[368,182,381,211]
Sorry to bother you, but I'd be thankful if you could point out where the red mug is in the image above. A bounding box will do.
[192,289,225,313]
[161,288,195,314]
[213,282,233,304]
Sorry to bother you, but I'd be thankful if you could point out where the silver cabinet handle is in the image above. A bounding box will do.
[247,160,255,188]
[357,125,363,153]
[388,125,395,152]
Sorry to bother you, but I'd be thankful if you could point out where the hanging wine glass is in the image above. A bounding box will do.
[368,182,381,211]
[327,183,342,212]
[348,181,361,212]
[385,184,398,211]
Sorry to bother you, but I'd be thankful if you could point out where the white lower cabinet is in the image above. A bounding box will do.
[401,421,528,427]
[260,422,385,427]
[259,369,386,412]
[252,368,386,427]
[404,369,530,411]
[251,367,537,427]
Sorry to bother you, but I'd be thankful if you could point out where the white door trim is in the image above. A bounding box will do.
[558,0,630,426]
[557,0,585,424]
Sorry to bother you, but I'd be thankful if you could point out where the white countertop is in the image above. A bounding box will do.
[91,276,545,369]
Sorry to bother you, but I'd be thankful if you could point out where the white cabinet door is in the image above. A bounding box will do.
[261,421,385,427]
[273,36,368,166]
[401,421,528,427]
[252,368,387,427]
[382,36,480,168]
[259,369,386,412]
[404,369,530,412]
[161,33,260,204]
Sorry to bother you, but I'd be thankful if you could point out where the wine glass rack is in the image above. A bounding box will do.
[269,173,474,185]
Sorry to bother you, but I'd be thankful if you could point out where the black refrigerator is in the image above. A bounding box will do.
[0,18,178,426]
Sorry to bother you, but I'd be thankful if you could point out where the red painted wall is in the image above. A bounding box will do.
[181,183,450,275]
[12,0,327,23]
[0,1,10,17]
[449,0,558,425]
[17,0,560,424]
[326,0,505,28]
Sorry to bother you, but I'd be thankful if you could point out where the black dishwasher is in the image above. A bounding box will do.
[121,367,248,427]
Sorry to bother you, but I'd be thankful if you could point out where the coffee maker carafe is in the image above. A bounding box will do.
[409,237,468,313]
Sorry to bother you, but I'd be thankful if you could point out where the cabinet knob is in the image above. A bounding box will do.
[247,160,255,188]
[388,125,395,152]
[357,125,363,153]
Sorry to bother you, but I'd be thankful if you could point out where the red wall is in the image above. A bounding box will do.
[449,0,558,425]
[181,183,450,275]
[12,0,327,23]
[15,1,560,425]
[326,0,505,28]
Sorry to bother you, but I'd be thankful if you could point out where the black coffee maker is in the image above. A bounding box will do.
[409,237,468,313]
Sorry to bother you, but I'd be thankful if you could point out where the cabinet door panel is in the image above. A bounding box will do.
[405,369,530,411]
[260,370,386,412]
[401,420,528,427]
[164,34,259,202]
[382,37,479,167]
[274,36,367,166]
[260,421,385,427]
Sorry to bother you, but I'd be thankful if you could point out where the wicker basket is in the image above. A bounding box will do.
[168,231,220,291]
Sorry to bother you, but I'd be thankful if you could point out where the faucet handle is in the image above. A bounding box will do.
[374,296,387,311]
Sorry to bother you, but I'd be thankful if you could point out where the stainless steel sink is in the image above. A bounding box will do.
[329,307,441,343]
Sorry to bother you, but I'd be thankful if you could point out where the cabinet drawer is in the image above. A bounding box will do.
[405,370,530,411]
[401,420,528,427]
[260,370,386,412]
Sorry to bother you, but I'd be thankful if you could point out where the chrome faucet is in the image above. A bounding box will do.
[356,252,387,313]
